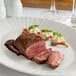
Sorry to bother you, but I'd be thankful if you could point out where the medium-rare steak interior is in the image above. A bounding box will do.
[13,32,46,59]
[47,51,64,69]
[34,48,52,64]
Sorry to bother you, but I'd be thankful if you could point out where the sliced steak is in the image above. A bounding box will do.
[5,40,21,56]
[47,51,64,69]
[25,40,46,59]
[34,48,52,64]
[13,32,46,59]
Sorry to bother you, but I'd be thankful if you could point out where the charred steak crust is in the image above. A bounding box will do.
[19,33,44,49]
[13,32,46,59]
[13,36,26,55]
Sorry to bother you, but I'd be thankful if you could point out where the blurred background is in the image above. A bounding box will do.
[21,0,72,10]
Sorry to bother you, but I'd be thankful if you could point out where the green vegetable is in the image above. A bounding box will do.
[41,29,52,32]
[29,25,38,30]
[53,32,62,37]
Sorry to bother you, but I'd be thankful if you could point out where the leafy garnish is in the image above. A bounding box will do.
[29,25,38,30]
[41,29,52,32]
[53,32,62,37]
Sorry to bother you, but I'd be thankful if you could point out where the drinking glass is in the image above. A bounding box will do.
[49,0,57,14]
[42,0,60,20]
[71,0,76,27]
[42,0,67,20]
[66,0,76,28]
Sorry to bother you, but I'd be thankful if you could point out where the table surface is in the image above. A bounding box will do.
[0,7,75,76]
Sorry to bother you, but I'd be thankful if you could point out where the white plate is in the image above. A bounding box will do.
[0,17,76,76]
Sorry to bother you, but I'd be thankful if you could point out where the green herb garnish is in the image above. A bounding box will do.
[41,29,52,32]
[29,25,38,30]
[53,32,62,37]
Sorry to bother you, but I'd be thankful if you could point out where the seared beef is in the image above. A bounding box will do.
[5,40,21,55]
[13,32,46,59]
[34,48,52,64]
[47,51,64,69]
[5,32,64,69]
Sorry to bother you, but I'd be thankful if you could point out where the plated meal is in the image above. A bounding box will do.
[0,17,76,76]
[5,25,69,69]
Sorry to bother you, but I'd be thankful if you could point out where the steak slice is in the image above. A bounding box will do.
[25,40,46,59]
[34,48,52,64]
[47,51,64,69]
[13,32,46,59]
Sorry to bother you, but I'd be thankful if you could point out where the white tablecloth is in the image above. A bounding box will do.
[0,7,75,76]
